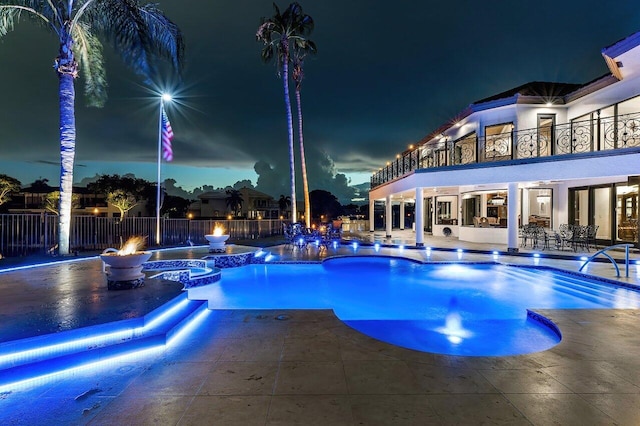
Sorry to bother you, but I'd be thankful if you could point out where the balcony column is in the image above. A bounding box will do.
[385,195,392,238]
[507,182,519,253]
[369,198,375,232]
[399,201,405,230]
[415,187,424,247]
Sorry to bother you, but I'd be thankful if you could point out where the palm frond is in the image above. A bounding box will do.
[0,3,51,37]
[72,22,107,107]
[138,3,184,73]
[83,0,184,82]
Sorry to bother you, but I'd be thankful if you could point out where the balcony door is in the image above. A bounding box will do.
[537,114,555,157]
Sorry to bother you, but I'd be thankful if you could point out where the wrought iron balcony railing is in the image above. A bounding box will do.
[371,111,640,188]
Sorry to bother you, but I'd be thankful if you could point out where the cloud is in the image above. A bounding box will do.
[253,148,357,205]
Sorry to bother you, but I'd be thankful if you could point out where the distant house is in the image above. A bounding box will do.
[189,187,278,219]
[7,184,148,218]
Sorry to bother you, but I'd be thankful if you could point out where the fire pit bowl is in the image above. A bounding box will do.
[100,236,152,290]
[205,234,230,253]
[205,223,230,253]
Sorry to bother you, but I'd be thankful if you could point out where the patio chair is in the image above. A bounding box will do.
[283,223,308,250]
[519,224,537,248]
[557,224,574,251]
[571,225,590,252]
[533,227,550,250]
[585,225,599,251]
[282,223,296,250]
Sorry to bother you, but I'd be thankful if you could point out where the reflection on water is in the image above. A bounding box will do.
[435,297,472,344]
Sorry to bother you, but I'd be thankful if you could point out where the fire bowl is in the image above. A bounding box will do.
[205,234,230,253]
[100,251,153,290]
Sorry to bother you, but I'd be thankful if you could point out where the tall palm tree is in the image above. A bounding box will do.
[292,33,316,229]
[257,2,314,224]
[0,1,184,255]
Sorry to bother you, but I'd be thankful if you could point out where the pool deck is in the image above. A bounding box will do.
[1,235,640,425]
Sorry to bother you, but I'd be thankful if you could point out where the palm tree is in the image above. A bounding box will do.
[278,194,291,218]
[292,31,316,229]
[0,1,184,255]
[225,189,244,217]
[257,2,314,224]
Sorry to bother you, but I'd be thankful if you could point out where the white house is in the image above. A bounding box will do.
[369,30,640,252]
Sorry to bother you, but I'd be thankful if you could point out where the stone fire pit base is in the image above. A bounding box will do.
[100,251,153,291]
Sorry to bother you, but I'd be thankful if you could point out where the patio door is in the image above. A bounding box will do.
[537,114,555,157]
[574,182,640,247]
[616,183,639,245]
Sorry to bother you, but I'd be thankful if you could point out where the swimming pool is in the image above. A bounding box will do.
[187,256,640,356]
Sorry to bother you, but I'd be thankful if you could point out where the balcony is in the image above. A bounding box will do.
[371,112,640,188]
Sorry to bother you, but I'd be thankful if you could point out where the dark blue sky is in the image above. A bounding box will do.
[0,0,638,202]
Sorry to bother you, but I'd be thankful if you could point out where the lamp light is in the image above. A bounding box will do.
[491,196,505,205]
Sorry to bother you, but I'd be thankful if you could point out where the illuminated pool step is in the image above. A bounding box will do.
[500,267,635,305]
[0,293,207,387]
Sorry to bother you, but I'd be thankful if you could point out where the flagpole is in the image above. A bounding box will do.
[156,99,163,246]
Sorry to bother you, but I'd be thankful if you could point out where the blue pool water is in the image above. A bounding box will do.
[187,257,640,356]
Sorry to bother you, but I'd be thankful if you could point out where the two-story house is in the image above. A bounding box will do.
[369,30,640,252]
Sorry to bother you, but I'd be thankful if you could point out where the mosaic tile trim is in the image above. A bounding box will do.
[144,260,221,289]
[184,271,221,289]
[526,309,562,339]
[203,251,268,268]
[143,260,207,271]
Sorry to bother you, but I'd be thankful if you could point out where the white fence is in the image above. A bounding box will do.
[0,214,286,257]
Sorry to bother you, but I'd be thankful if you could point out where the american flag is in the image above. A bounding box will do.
[162,110,174,162]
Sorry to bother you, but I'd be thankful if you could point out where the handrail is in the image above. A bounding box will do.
[371,110,640,188]
[578,243,634,278]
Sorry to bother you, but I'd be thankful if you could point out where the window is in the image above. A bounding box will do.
[436,197,457,225]
[487,192,507,226]
[484,123,512,160]
[527,188,552,228]
[452,132,477,165]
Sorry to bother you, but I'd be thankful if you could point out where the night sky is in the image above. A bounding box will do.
[0,0,638,203]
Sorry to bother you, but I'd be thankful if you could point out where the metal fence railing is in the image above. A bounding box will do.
[0,214,286,257]
[371,111,640,188]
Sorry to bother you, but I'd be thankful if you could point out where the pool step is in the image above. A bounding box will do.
[500,267,633,306]
[0,293,207,388]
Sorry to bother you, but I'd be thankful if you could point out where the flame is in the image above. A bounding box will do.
[212,223,226,237]
[118,236,146,256]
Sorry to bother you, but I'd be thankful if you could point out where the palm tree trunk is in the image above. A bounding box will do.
[57,39,77,256]
[295,86,311,228]
[281,46,297,223]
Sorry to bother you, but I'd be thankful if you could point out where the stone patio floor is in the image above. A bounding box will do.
[0,234,639,425]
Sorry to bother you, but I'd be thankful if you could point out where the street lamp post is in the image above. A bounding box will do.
[156,93,172,246]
